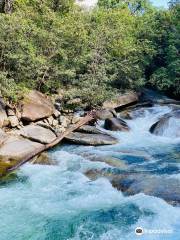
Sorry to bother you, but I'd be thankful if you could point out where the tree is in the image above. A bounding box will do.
[52,0,74,13]
[148,4,180,97]
[169,0,180,8]
[98,0,152,14]
[0,0,14,13]
[0,0,179,104]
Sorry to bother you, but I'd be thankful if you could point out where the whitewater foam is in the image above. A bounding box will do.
[0,104,180,240]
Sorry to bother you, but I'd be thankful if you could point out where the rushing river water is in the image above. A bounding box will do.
[0,105,180,240]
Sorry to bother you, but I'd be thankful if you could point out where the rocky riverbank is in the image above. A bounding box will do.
[0,89,179,177]
[0,90,139,176]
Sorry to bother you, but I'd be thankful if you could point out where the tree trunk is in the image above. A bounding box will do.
[0,0,13,14]
[7,111,95,173]
[0,0,4,12]
[53,0,60,11]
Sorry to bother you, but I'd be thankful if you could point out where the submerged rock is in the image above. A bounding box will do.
[112,174,180,206]
[150,110,180,137]
[81,153,128,169]
[19,125,57,144]
[85,169,180,206]
[65,132,118,146]
[31,152,57,165]
[104,118,130,131]
[118,110,133,120]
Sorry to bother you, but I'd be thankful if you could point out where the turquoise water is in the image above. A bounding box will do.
[0,105,180,240]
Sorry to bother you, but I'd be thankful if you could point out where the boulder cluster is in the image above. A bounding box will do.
[0,90,139,176]
[2,89,178,177]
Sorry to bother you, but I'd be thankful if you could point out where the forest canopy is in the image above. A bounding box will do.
[0,0,179,104]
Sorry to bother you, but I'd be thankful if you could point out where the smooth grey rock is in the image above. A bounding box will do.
[31,152,57,165]
[21,90,54,121]
[150,110,180,137]
[95,109,114,120]
[19,125,56,144]
[85,170,180,206]
[77,125,103,134]
[81,153,128,169]
[65,132,118,146]
[104,118,130,131]
[0,135,43,162]
[112,174,180,205]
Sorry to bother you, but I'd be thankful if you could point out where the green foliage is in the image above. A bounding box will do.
[169,0,180,8]
[98,0,153,14]
[147,4,180,97]
[0,0,179,106]
[0,72,18,101]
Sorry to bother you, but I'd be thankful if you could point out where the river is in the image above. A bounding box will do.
[0,104,180,240]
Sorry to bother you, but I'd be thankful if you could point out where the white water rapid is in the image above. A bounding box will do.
[0,105,180,240]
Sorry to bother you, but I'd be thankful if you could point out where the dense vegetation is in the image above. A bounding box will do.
[0,0,179,105]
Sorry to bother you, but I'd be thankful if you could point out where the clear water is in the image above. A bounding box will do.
[0,105,180,240]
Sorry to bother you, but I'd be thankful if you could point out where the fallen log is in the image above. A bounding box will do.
[7,111,95,173]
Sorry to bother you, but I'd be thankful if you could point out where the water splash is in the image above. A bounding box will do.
[0,105,180,240]
[157,117,180,138]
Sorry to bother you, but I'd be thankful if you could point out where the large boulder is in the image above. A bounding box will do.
[103,92,138,109]
[65,132,118,146]
[21,90,54,122]
[31,152,57,165]
[85,170,180,206]
[95,109,114,120]
[0,100,9,128]
[150,110,180,137]
[76,125,103,134]
[0,135,43,176]
[111,173,180,206]
[0,135,43,161]
[19,125,56,144]
[104,118,130,131]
